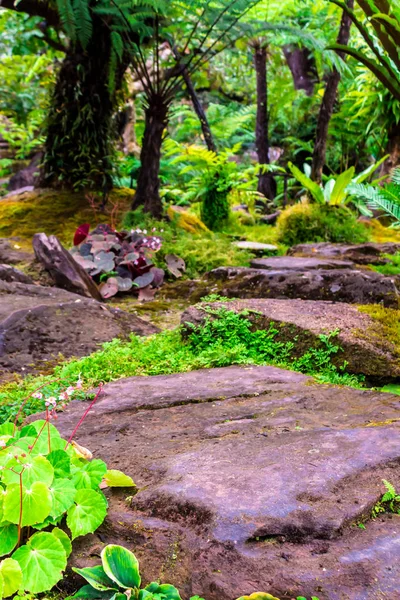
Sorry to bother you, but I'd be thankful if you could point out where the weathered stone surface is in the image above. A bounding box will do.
[0,264,33,284]
[250,256,354,270]
[233,241,278,254]
[205,266,399,307]
[0,238,33,265]
[0,281,158,374]
[181,298,400,381]
[54,365,400,600]
[8,151,42,191]
[33,233,102,300]
[288,242,400,265]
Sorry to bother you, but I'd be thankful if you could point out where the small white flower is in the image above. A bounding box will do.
[31,392,43,399]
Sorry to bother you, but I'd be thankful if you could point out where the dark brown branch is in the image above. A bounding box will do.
[0,0,59,26]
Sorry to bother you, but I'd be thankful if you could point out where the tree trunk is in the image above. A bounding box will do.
[311,0,354,183]
[283,46,318,96]
[42,16,127,192]
[182,69,217,153]
[254,43,276,202]
[171,47,217,153]
[381,122,400,175]
[131,96,169,218]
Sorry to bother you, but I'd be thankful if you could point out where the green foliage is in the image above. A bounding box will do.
[0,398,134,594]
[348,167,400,228]
[0,307,363,424]
[372,480,400,517]
[276,202,370,246]
[329,0,400,102]
[72,545,180,600]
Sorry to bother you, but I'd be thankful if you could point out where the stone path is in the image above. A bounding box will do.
[56,365,400,600]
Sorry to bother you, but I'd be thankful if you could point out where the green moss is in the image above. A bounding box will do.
[370,253,400,276]
[357,305,400,356]
[0,188,135,246]
[276,202,370,246]
[0,307,364,424]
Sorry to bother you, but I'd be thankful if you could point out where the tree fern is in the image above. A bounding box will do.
[55,0,76,41]
[73,0,92,48]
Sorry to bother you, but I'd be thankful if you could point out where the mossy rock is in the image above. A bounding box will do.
[181,298,400,383]
[0,187,135,247]
[276,202,370,246]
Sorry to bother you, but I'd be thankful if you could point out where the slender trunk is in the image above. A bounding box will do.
[311,0,354,183]
[182,69,217,153]
[381,122,400,175]
[283,46,318,97]
[254,43,276,201]
[131,96,169,218]
[42,16,128,192]
[172,47,217,153]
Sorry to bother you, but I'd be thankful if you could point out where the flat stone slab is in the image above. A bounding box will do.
[234,241,278,253]
[205,266,399,307]
[288,242,400,265]
[181,298,400,381]
[0,281,158,374]
[54,365,400,600]
[250,256,354,270]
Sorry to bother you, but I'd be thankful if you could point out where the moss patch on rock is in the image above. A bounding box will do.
[357,305,400,358]
[0,187,135,246]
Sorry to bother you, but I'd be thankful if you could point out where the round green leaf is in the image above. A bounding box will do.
[52,528,72,558]
[101,545,141,589]
[72,459,107,490]
[0,558,22,597]
[27,421,65,456]
[67,489,107,540]
[72,565,117,591]
[0,524,18,557]
[103,470,135,488]
[12,531,67,593]
[0,424,14,437]
[49,478,76,518]
[71,584,113,599]
[2,455,54,487]
[47,449,71,478]
[4,482,52,526]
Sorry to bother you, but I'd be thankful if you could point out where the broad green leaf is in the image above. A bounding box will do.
[67,489,107,540]
[72,459,107,490]
[0,525,18,557]
[330,167,355,205]
[103,470,135,488]
[0,446,25,468]
[0,424,14,437]
[145,583,181,600]
[27,421,65,455]
[31,514,62,531]
[47,449,71,478]
[17,425,37,439]
[52,527,72,558]
[102,545,141,589]
[287,162,324,204]
[4,482,52,526]
[0,571,4,599]
[70,584,114,599]
[2,455,54,487]
[72,565,118,591]
[110,594,127,600]
[49,478,76,518]
[0,558,22,597]
[12,531,67,593]
[354,155,389,184]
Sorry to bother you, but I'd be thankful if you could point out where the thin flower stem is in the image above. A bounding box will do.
[13,378,61,434]
[65,384,103,450]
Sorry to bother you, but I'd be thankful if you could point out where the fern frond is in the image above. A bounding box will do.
[73,0,92,48]
[56,0,76,40]
[382,479,396,498]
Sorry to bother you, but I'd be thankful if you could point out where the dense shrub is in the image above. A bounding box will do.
[276,202,370,246]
